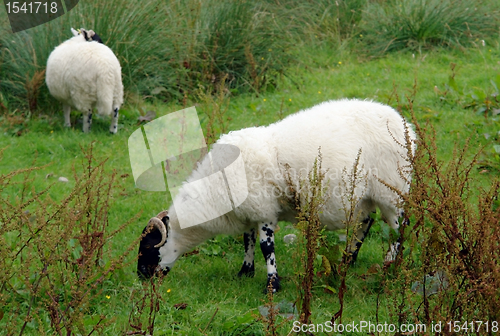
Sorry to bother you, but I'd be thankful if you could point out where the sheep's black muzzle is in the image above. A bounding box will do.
[137,224,167,279]
[137,264,169,279]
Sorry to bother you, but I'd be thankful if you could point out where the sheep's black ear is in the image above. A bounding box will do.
[82,29,88,41]
[90,32,104,44]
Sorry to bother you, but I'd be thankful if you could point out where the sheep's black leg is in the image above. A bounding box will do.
[259,222,280,293]
[237,228,256,277]
[384,216,409,263]
[109,107,119,134]
[348,215,374,264]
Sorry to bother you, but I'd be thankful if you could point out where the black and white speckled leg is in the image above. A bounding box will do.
[238,228,256,277]
[109,107,119,134]
[348,215,374,264]
[259,222,280,293]
[83,110,92,133]
[83,109,92,133]
[384,216,409,263]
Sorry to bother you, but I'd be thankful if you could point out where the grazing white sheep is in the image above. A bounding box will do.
[46,28,123,133]
[137,99,416,292]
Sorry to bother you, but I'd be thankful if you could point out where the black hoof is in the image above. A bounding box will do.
[263,274,280,294]
[348,250,359,265]
[237,262,255,278]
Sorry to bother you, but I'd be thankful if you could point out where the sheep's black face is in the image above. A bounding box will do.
[137,215,169,279]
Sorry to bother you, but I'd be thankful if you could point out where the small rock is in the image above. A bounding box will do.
[58,177,69,183]
[258,300,297,319]
[411,270,449,297]
[283,234,297,244]
[138,110,156,122]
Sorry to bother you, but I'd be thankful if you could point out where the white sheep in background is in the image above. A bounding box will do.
[137,99,416,292]
[46,28,123,133]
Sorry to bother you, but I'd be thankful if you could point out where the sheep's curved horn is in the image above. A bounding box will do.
[156,210,169,221]
[146,214,167,248]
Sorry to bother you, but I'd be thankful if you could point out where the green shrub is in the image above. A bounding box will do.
[0,145,140,334]
[361,0,500,55]
[268,0,367,45]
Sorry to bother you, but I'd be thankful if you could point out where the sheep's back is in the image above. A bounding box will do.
[218,99,415,229]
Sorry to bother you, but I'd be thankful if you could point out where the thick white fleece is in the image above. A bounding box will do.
[46,33,123,122]
[159,99,416,268]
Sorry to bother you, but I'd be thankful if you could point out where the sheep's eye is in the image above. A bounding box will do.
[144,244,150,249]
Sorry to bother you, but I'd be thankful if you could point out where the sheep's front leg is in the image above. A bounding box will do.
[237,228,256,277]
[348,215,374,264]
[83,109,92,133]
[109,107,119,134]
[259,222,280,293]
[63,104,71,127]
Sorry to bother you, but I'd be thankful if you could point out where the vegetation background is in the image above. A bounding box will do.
[1,0,500,334]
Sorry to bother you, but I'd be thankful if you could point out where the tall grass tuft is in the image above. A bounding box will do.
[0,0,289,113]
[361,0,500,55]
[269,0,367,46]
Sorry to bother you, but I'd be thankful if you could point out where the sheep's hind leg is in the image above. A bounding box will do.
[83,109,92,133]
[237,228,256,278]
[109,107,119,134]
[259,222,280,293]
[384,216,409,264]
[63,104,71,127]
[348,214,374,264]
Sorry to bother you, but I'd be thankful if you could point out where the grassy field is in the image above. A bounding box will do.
[1,1,500,335]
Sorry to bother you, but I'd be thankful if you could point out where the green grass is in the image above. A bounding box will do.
[1,39,500,334]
